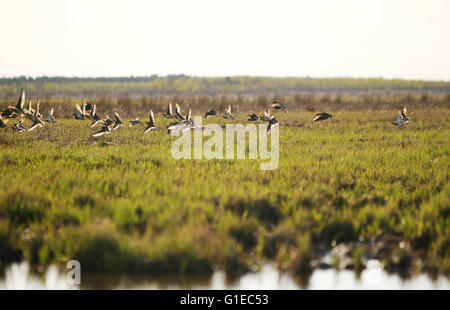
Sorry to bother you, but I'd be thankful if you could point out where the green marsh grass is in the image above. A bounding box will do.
[0,108,449,279]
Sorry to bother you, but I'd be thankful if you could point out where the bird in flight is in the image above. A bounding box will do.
[129,118,142,127]
[1,89,26,119]
[12,119,26,132]
[46,108,56,123]
[268,100,286,111]
[92,125,112,137]
[143,110,156,133]
[393,107,410,127]
[174,103,185,121]
[28,118,45,132]
[112,112,123,131]
[74,103,86,120]
[313,112,333,122]
[266,116,279,134]
[223,105,234,120]
[163,102,175,119]
[400,107,410,123]
[248,113,259,121]
[205,109,217,119]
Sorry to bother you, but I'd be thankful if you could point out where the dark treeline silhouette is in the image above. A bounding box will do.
[1,76,450,99]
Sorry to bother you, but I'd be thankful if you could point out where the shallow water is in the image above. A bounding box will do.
[1,261,449,290]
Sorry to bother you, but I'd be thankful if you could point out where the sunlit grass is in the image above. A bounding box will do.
[0,108,449,278]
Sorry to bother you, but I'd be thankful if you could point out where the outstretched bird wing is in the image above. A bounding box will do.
[114,112,122,124]
[16,89,25,110]
[149,110,155,127]
[167,102,173,116]
[175,103,184,120]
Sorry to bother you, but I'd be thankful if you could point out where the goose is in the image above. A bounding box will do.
[269,100,286,110]
[34,100,42,119]
[266,116,279,134]
[15,89,26,115]
[45,108,56,123]
[112,112,123,131]
[1,89,26,119]
[162,102,174,119]
[25,102,37,121]
[28,118,45,132]
[25,100,42,122]
[1,107,20,119]
[185,108,193,125]
[82,99,93,112]
[248,113,260,121]
[223,105,234,120]
[174,103,185,121]
[92,125,111,137]
[205,109,218,118]
[102,115,114,126]
[87,104,101,127]
[167,120,191,135]
[143,110,156,133]
[313,112,333,122]
[26,100,35,114]
[129,118,142,127]
[12,120,26,132]
[86,104,98,120]
[260,108,271,122]
[393,110,405,127]
[400,107,410,123]
[73,103,86,120]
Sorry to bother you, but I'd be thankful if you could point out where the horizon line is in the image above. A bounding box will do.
[0,75,449,83]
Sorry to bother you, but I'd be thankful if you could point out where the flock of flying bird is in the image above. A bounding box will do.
[0,90,411,137]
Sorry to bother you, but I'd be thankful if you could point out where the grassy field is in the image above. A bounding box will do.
[0,108,449,282]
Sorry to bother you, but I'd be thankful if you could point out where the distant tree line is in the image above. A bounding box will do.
[0,75,449,99]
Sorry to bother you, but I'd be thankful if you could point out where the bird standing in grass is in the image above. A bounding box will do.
[313,112,333,122]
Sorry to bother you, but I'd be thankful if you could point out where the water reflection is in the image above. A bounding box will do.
[0,261,78,290]
[0,261,449,290]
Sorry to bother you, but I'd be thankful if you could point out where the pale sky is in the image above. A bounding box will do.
[1,0,450,80]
